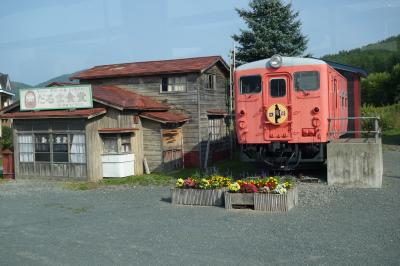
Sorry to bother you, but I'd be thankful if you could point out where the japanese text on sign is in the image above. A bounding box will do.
[20,85,93,111]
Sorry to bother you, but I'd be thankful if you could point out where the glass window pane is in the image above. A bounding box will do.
[54,153,68,162]
[270,79,286,97]
[294,71,320,91]
[240,76,262,94]
[18,134,34,162]
[71,153,86,164]
[53,134,68,152]
[35,153,50,162]
[52,134,68,162]
[103,137,118,153]
[35,134,50,152]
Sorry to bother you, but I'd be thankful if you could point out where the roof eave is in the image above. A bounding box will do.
[139,114,189,124]
[0,90,15,97]
[72,70,202,81]
[201,57,230,74]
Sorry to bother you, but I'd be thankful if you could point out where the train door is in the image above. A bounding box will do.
[263,74,291,141]
[328,76,339,139]
[333,78,339,137]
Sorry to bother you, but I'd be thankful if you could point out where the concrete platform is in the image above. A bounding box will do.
[327,138,383,188]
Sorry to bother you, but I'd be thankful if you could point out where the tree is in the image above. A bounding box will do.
[232,0,308,64]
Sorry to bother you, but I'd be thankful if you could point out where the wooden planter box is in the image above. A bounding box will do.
[225,187,298,212]
[171,188,225,206]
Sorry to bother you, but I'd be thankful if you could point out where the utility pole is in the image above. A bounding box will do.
[229,43,236,159]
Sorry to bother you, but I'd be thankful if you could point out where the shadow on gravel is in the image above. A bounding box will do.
[161,197,171,203]
[256,164,328,182]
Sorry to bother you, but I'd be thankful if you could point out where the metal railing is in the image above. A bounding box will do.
[328,116,381,142]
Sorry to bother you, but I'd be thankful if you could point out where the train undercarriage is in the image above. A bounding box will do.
[241,142,326,171]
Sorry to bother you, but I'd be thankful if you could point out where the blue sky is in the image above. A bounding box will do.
[1,0,399,85]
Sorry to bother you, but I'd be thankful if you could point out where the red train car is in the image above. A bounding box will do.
[234,55,350,169]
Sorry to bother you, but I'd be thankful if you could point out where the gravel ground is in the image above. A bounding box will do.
[0,151,399,266]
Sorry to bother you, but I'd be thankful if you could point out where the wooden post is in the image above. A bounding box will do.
[143,157,150,174]
[204,132,211,169]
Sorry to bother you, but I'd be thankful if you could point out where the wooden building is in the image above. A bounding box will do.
[1,85,189,180]
[71,56,231,168]
[0,56,231,180]
[0,73,15,131]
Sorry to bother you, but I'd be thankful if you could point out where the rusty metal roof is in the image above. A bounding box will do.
[207,108,228,116]
[140,111,190,123]
[71,56,228,80]
[0,108,106,119]
[98,128,139,133]
[46,82,79,87]
[93,85,169,111]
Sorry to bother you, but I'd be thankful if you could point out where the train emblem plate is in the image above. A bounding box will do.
[266,103,288,125]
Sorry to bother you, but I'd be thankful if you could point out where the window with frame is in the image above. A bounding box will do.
[270,78,286,97]
[18,133,86,164]
[121,134,131,153]
[18,134,34,162]
[35,134,50,162]
[70,134,86,163]
[240,75,262,94]
[53,134,68,162]
[204,74,216,89]
[208,116,226,141]
[161,76,187,92]
[294,71,320,91]
[102,134,132,154]
[103,136,118,154]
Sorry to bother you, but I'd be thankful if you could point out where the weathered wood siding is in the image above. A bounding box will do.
[171,188,226,206]
[85,104,143,181]
[80,62,231,167]
[81,75,201,157]
[141,118,162,172]
[199,64,230,164]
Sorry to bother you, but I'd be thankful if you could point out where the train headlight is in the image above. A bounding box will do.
[270,54,282,68]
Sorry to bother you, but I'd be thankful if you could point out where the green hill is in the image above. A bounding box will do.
[322,35,400,105]
[322,35,400,74]
[35,73,79,87]
[10,81,32,99]
[11,81,31,90]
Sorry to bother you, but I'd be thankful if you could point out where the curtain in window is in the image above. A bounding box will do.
[103,137,118,154]
[168,76,186,92]
[70,134,86,163]
[18,134,34,162]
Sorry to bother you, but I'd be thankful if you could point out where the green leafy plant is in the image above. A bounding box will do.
[0,126,13,150]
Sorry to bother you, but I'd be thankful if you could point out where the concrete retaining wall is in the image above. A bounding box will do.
[327,138,383,188]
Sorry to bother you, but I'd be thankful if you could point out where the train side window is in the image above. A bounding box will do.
[294,71,320,91]
[270,78,286,97]
[240,75,261,94]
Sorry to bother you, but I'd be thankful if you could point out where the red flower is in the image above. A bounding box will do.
[184,178,196,188]
[240,183,258,193]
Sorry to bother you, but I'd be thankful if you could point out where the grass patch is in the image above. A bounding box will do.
[60,182,101,190]
[101,174,174,186]
[60,153,263,189]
